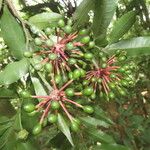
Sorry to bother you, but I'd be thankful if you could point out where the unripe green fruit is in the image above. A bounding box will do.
[79,29,88,35]
[118,56,126,61]
[35,38,42,46]
[99,52,104,57]
[115,50,121,55]
[66,42,74,50]
[32,124,42,135]
[23,103,35,113]
[46,39,54,47]
[118,67,125,73]
[55,74,62,84]
[20,90,31,98]
[42,118,48,127]
[101,63,107,69]
[119,89,126,96]
[108,92,115,99]
[91,77,96,82]
[45,27,52,35]
[45,63,53,72]
[89,41,95,48]
[58,19,65,27]
[48,114,57,123]
[80,69,86,77]
[121,80,128,87]
[83,80,90,86]
[110,74,116,78]
[83,106,94,114]
[109,82,115,89]
[125,77,132,81]
[126,70,132,74]
[101,57,107,62]
[49,53,57,60]
[71,121,80,132]
[51,101,60,110]
[34,63,43,71]
[67,19,73,25]
[84,53,93,59]
[69,72,73,79]
[83,87,94,96]
[65,88,74,97]
[123,65,129,70]
[27,110,37,117]
[64,25,72,34]
[91,93,96,99]
[81,36,90,44]
[73,69,81,79]
[23,51,32,58]
[68,58,76,65]
[98,78,102,83]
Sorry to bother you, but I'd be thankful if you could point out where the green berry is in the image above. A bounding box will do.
[64,25,72,34]
[23,51,32,58]
[23,103,35,113]
[99,52,104,57]
[34,63,43,71]
[89,41,95,48]
[81,36,90,44]
[51,101,60,110]
[20,90,31,98]
[48,114,57,123]
[55,74,62,84]
[110,74,116,78]
[69,72,73,79]
[83,80,90,86]
[27,110,37,117]
[118,56,126,61]
[101,57,107,62]
[73,69,81,79]
[45,27,52,35]
[83,87,93,96]
[80,69,86,77]
[32,124,42,135]
[67,19,73,25]
[35,38,42,46]
[91,93,96,99]
[123,65,129,70]
[66,42,74,50]
[121,80,128,87]
[71,121,79,132]
[101,63,107,69]
[119,89,126,96]
[109,82,115,89]
[79,29,88,35]
[83,106,94,114]
[46,39,54,47]
[108,92,115,99]
[68,58,76,65]
[65,88,75,97]
[118,67,125,73]
[84,53,93,59]
[91,77,96,82]
[45,63,53,72]
[58,19,65,27]
[126,70,132,74]
[49,53,57,60]
[98,78,102,83]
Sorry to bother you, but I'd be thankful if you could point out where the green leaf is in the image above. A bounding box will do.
[73,0,95,27]
[0,88,17,99]
[107,37,150,56]
[0,58,29,85]
[92,0,118,38]
[0,6,26,60]
[57,113,74,146]
[87,128,115,144]
[109,11,136,44]
[28,12,62,29]
[80,116,110,128]
[94,144,131,150]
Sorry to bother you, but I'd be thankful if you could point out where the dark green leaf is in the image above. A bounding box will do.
[0,88,17,99]
[57,113,74,146]
[109,11,136,43]
[0,58,29,85]
[0,6,27,60]
[28,12,62,29]
[87,128,115,144]
[92,0,118,38]
[107,37,150,55]
[73,0,95,27]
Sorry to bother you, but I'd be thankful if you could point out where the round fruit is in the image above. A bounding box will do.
[81,36,90,44]
[45,27,52,35]
[20,90,31,98]
[69,72,73,79]
[84,53,93,59]
[118,56,126,61]
[27,110,37,117]
[101,63,107,69]
[121,80,128,87]
[80,69,86,77]
[48,114,57,123]
[65,88,75,97]
[115,50,121,55]
[55,74,62,84]
[64,25,72,34]
[44,63,53,72]
[46,39,54,47]
[49,53,57,60]
[71,121,79,132]
[67,19,73,25]
[68,58,76,65]
[109,82,115,89]
[89,41,95,48]
[83,106,94,114]
[91,93,96,99]
[98,78,102,83]
[73,69,81,79]
[119,89,126,96]
[23,51,32,58]
[51,101,60,110]
[32,124,42,135]
[101,57,107,62]
[99,52,104,57]
[58,19,65,27]
[110,74,116,78]
[23,103,35,113]
[108,92,115,99]
[66,42,74,50]
[83,87,93,96]
[79,29,88,35]
[83,80,90,86]
[35,38,42,46]
[34,63,43,71]
[118,67,125,73]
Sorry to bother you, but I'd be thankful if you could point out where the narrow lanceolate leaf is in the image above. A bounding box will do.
[87,128,115,144]
[92,0,118,38]
[107,37,150,56]
[0,6,26,60]
[109,11,136,44]
[28,12,62,29]
[0,58,29,85]
[57,114,74,146]
[73,0,95,27]
[80,116,110,128]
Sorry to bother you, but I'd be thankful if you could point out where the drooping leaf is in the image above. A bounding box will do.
[0,88,17,99]
[87,128,115,144]
[93,144,131,150]
[28,12,62,29]
[92,0,118,39]
[0,58,29,85]
[109,11,136,44]
[0,6,27,60]
[57,113,74,146]
[73,0,95,27]
[80,116,110,128]
[107,37,150,55]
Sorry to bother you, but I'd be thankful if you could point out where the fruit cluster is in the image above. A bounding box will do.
[22,18,135,135]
